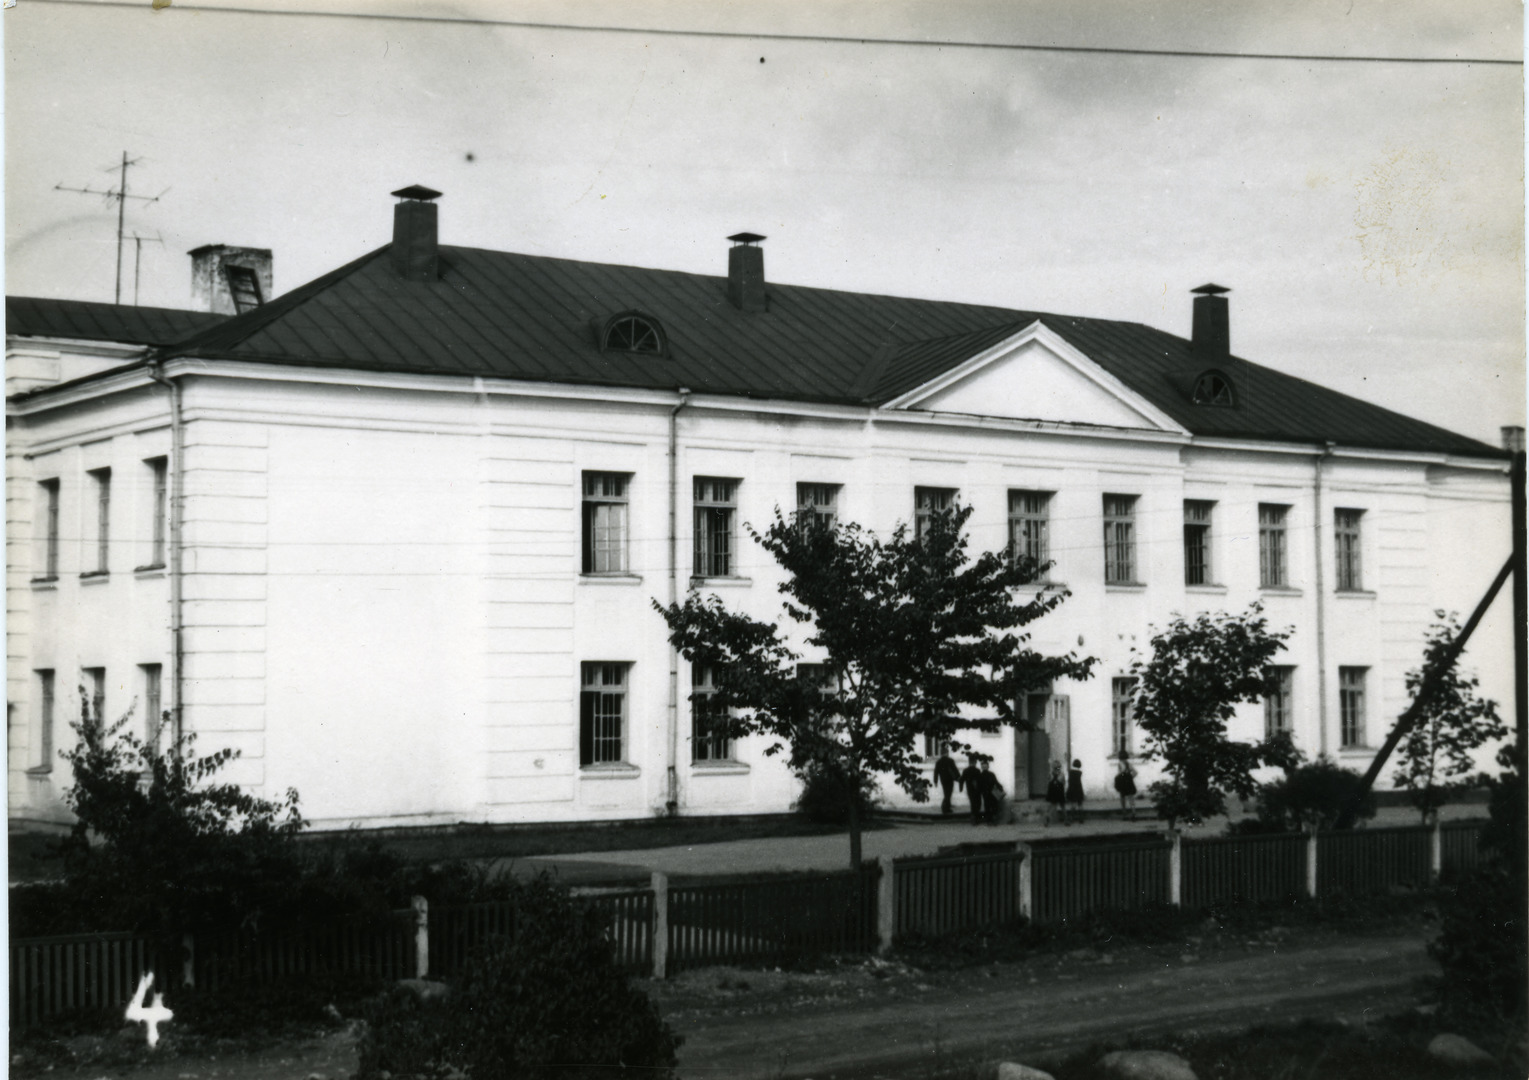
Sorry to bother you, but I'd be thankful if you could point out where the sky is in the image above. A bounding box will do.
[5,0,1524,444]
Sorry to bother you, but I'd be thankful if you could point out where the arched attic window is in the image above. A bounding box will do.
[601,312,667,356]
[1191,369,1236,407]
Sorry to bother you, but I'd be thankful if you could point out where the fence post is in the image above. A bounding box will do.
[1169,831,1182,907]
[1306,830,1319,898]
[411,895,429,979]
[1016,844,1033,921]
[1429,817,1443,882]
[876,858,896,954]
[181,933,196,989]
[651,872,669,980]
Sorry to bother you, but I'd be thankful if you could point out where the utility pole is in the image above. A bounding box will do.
[55,152,166,304]
[128,233,164,307]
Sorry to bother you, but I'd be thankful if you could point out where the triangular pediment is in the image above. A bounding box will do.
[883,322,1188,433]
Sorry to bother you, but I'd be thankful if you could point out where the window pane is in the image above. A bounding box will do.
[1339,667,1366,747]
[1259,504,1288,588]
[1183,500,1213,586]
[580,662,628,764]
[1111,677,1136,756]
[1335,509,1363,591]
[1103,495,1137,584]
[1009,490,1051,570]
[1264,666,1294,739]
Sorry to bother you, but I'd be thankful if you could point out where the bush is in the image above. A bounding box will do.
[1253,757,1376,833]
[357,875,681,1080]
[793,763,879,825]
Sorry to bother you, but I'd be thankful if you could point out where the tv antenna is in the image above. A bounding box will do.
[55,151,169,304]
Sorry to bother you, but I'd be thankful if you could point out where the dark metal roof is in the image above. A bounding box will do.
[144,243,1499,458]
[7,296,227,347]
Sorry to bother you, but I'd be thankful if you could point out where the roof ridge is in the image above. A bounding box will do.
[157,245,393,359]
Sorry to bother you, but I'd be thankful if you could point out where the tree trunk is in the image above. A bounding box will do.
[848,797,862,870]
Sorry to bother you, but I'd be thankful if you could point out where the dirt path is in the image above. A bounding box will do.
[659,932,1436,1079]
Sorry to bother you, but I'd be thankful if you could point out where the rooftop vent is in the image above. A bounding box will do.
[727,232,767,313]
[188,245,273,315]
[391,185,442,282]
[1190,283,1230,361]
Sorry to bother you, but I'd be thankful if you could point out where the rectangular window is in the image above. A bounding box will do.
[1339,667,1367,748]
[693,478,738,577]
[796,483,839,532]
[1183,500,1214,586]
[579,662,629,765]
[1103,494,1138,584]
[581,472,631,574]
[1265,666,1294,739]
[38,479,60,579]
[86,468,112,575]
[1335,508,1364,591]
[914,487,956,542]
[1259,504,1289,588]
[141,664,163,744]
[690,665,734,762]
[84,667,107,724]
[147,458,168,569]
[1008,490,1051,572]
[33,670,55,771]
[1111,677,1137,757]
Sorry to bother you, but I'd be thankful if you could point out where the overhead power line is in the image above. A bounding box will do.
[33,0,1523,66]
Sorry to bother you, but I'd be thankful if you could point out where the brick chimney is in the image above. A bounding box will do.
[391,185,442,282]
[1190,283,1231,360]
[727,232,767,312]
[188,245,273,314]
[1502,426,1525,453]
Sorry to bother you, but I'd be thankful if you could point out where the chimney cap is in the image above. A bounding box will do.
[728,232,766,246]
[392,185,442,202]
[1192,283,1231,296]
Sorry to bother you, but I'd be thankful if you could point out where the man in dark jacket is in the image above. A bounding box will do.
[960,756,983,824]
[933,745,961,815]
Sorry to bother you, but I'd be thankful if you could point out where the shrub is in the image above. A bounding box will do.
[357,875,681,1080]
[793,762,879,825]
[1253,757,1376,833]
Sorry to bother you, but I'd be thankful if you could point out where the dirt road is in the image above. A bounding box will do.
[657,932,1436,1079]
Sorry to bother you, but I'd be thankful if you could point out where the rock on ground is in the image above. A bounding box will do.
[1097,1049,1199,1080]
[1427,1033,1496,1068]
[996,1062,1056,1080]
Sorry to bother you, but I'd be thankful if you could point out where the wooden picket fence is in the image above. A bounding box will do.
[11,819,1493,1028]
[1029,838,1172,923]
[666,866,879,973]
[893,849,1024,937]
[1180,832,1308,909]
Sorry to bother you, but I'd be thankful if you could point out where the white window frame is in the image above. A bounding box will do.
[914,486,956,542]
[1259,503,1290,589]
[1265,666,1294,739]
[1339,666,1367,748]
[1103,494,1138,584]
[693,477,739,578]
[145,457,168,570]
[1008,490,1051,574]
[582,471,631,575]
[84,666,107,726]
[796,483,839,532]
[580,662,631,766]
[1183,500,1214,586]
[86,467,111,576]
[1334,508,1364,592]
[141,663,163,746]
[690,664,734,762]
[37,478,60,580]
[32,669,55,772]
[1111,676,1137,757]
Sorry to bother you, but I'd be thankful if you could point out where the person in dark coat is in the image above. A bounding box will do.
[933,745,961,815]
[978,760,1005,825]
[1113,754,1138,821]
[1045,761,1066,826]
[960,756,984,824]
[1066,758,1085,824]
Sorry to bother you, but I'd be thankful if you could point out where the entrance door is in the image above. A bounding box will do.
[1025,694,1051,797]
[1046,696,1071,776]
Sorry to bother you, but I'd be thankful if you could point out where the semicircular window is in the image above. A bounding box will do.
[602,313,666,355]
[1192,370,1236,407]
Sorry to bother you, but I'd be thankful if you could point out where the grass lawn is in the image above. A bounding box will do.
[9,813,881,883]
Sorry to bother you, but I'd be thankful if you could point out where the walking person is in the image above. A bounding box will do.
[1066,758,1085,824]
[978,760,1004,825]
[934,745,961,816]
[961,755,984,825]
[1113,754,1138,821]
[1045,761,1066,826]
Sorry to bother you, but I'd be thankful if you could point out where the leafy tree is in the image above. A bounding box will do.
[1253,756,1376,832]
[656,503,1094,867]
[1392,613,1507,823]
[55,689,305,938]
[1129,605,1301,828]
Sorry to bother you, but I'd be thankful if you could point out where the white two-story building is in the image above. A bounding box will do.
[7,186,1514,830]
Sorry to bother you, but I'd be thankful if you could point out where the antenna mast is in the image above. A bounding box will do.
[55,151,165,304]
